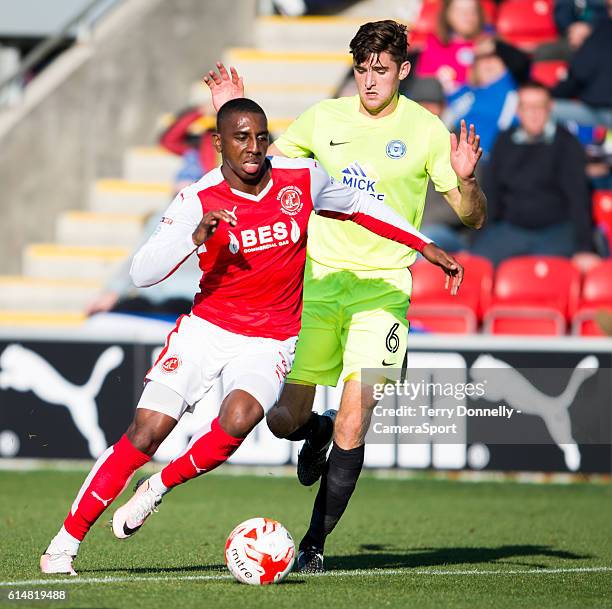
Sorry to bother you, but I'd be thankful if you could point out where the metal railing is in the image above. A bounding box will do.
[0,0,122,107]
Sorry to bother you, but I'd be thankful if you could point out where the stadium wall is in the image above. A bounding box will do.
[0,327,609,474]
[0,0,255,273]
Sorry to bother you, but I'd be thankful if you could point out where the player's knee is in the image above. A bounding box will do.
[266,407,292,439]
[334,411,365,449]
[126,421,165,456]
[219,394,264,437]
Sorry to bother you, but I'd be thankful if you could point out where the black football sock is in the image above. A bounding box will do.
[286,412,333,449]
[299,442,365,552]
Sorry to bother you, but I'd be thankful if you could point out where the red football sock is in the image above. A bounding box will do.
[63,434,150,541]
[160,417,244,489]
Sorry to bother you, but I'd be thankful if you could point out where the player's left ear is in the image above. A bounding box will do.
[212,132,222,154]
[398,60,411,81]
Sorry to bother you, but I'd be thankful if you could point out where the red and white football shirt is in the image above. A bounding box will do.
[131,157,431,340]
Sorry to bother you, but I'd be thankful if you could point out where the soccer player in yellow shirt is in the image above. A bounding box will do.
[206,19,486,573]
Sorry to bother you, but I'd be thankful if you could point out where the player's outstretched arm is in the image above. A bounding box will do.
[445,120,487,229]
[204,62,244,112]
[309,161,463,293]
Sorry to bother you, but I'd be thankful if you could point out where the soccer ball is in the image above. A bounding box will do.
[225,517,295,585]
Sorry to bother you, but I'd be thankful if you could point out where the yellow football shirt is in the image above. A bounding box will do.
[274,94,458,270]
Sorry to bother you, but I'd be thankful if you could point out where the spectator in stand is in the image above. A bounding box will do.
[472,81,599,268]
[537,0,608,60]
[416,0,531,92]
[444,44,518,157]
[551,0,612,127]
[159,82,220,191]
[416,0,486,90]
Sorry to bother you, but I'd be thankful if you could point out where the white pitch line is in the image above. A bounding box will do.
[1,566,610,587]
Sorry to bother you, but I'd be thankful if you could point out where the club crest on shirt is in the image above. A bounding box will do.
[386,139,407,159]
[161,356,181,373]
[278,185,303,216]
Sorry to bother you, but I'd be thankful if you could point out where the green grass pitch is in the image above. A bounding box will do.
[0,469,610,609]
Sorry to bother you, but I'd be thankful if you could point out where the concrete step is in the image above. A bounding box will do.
[0,310,86,326]
[247,83,334,120]
[89,179,173,214]
[254,16,366,52]
[23,244,129,281]
[56,210,145,248]
[223,48,351,88]
[124,146,183,184]
[0,276,102,312]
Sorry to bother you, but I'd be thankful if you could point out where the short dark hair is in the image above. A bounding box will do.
[518,80,551,97]
[349,20,409,67]
[216,98,267,132]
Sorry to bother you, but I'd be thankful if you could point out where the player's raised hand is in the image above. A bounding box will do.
[192,210,237,246]
[450,120,483,180]
[421,243,464,295]
[203,62,245,112]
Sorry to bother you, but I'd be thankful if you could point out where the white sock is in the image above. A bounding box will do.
[148,472,169,496]
[46,526,80,556]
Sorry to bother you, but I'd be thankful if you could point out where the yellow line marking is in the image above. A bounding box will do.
[95,179,172,193]
[257,15,409,26]
[0,311,86,326]
[0,276,101,287]
[27,244,129,259]
[128,146,178,156]
[63,211,145,223]
[226,48,352,63]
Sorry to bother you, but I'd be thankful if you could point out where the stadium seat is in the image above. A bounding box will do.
[409,253,493,333]
[572,260,612,336]
[409,0,497,48]
[483,256,580,335]
[496,0,558,50]
[531,60,568,88]
[593,190,612,253]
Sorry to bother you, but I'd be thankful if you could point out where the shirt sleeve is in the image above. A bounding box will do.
[309,162,432,253]
[427,116,459,193]
[130,188,203,287]
[273,104,317,158]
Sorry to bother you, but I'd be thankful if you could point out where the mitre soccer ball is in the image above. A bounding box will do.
[225,517,295,585]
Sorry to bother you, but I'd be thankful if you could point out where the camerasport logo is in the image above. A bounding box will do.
[278,185,303,216]
[161,356,181,373]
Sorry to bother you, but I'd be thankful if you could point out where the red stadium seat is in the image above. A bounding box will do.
[531,60,568,87]
[409,0,496,48]
[484,256,581,335]
[409,0,441,48]
[409,253,493,333]
[593,190,612,252]
[496,0,558,50]
[572,260,612,336]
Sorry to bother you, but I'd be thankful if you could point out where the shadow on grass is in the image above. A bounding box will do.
[325,545,592,571]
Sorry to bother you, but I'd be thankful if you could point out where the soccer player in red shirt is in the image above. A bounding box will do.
[40,99,462,576]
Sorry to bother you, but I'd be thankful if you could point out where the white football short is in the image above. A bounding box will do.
[141,313,297,420]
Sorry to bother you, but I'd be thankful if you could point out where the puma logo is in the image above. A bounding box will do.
[0,344,124,458]
[471,355,599,471]
[91,491,113,507]
[190,454,207,474]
